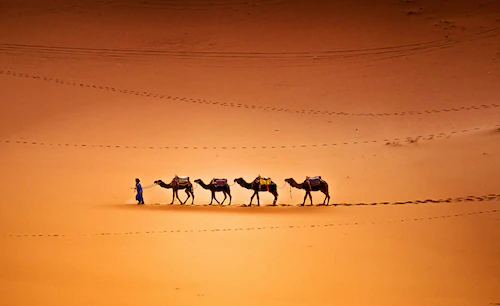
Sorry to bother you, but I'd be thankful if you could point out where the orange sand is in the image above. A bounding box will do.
[0,0,499,305]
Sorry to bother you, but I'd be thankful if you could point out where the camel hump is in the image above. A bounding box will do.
[307,176,322,187]
[259,177,272,185]
[174,175,190,185]
[212,178,227,187]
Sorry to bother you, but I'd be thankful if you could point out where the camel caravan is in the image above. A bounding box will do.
[150,175,330,206]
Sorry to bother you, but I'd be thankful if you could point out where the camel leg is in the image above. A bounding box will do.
[190,190,195,205]
[183,189,191,205]
[220,191,227,205]
[249,191,257,206]
[309,191,314,206]
[212,191,221,205]
[323,183,330,205]
[227,188,232,205]
[272,191,278,205]
[321,189,328,205]
[302,192,308,206]
[171,190,176,205]
[323,185,330,205]
[177,189,184,205]
[252,191,259,206]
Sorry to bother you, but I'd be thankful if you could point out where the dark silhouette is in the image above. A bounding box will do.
[194,178,232,205]
[234,176,278,206]
[154,175,194,205]
[285,176,330,206]
[135,178,145,204]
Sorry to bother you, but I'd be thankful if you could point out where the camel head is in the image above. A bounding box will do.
[154,180,172,189]
[285,178,301,187]
[194,179,202,184]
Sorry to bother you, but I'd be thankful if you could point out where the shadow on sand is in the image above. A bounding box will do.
[104,203,332,215]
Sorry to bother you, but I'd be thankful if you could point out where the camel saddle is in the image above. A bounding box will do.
[253,176,271,191]
[174,175,190,186]
[211,178,227,187]
[259,176,272,186]
[306,176,322,187]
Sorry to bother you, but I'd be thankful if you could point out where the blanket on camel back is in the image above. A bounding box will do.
[306,176,322,187]
[259,176,272,186]
[211,178,227,187]
[174,175,190,186]
[255,176,273,191]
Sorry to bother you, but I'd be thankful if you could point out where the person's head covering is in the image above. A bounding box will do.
[135,178,140,183]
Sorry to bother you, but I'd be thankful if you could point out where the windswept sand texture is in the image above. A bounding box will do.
[0,0,499,305]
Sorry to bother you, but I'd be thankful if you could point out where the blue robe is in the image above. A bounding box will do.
[136,183,144,202]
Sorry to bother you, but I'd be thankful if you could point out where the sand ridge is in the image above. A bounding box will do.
[0,26,499,63]
[1,68,499,116]
[0,123,498,149]
[2,207,498,238]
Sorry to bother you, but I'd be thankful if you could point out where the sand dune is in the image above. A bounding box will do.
[0,0,499,305]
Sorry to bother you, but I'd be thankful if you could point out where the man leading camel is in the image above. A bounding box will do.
[135,178,145,205]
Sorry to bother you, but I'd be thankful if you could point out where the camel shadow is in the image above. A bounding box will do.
[103,203,327,215]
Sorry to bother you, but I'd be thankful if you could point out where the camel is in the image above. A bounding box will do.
[154,175,194,205]
[284,176,330,206]
[234,176,278,206]
[194,178,232,205]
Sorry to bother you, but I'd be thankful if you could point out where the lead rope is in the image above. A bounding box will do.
[277,182,287,189]
[130,183,157,190]
[280,182,293,199]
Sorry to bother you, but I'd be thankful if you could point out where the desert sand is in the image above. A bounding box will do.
[0,0,499,305]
